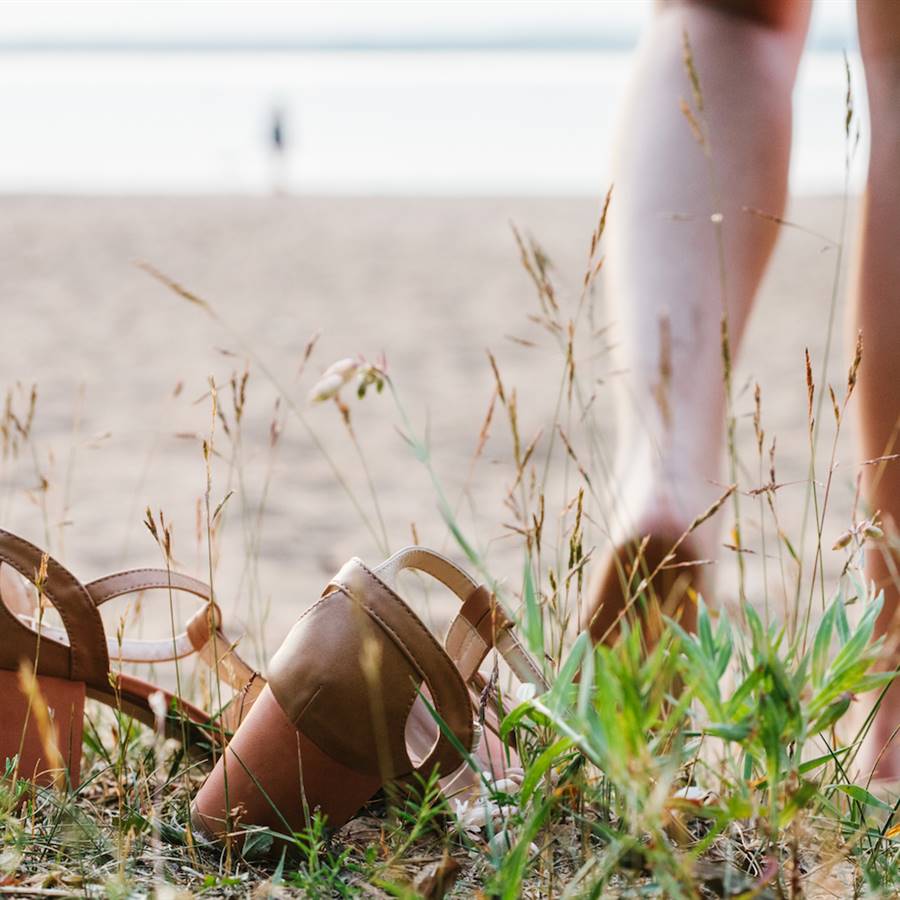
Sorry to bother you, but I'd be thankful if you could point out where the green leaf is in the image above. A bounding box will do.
[522,555,545,659]
[829,613,878,683]
[810,693,852,736]
[714,617,734,678]
[835,599,850,643]
[744,603,765,655]
[519,737,574,806]
[752,746,851,791]
[577,639,595,719]
[241,827,275,859]
[853,671,899,694]
[213,489,235,522]
[704,720,753,742]
[544,631,588,714]
[499,701,538,740]
[781,532,799,563]
[812,599,837,687]
[698,600,715,659]
[272,848,287,886]
[833,783,894,811]
[742,752,754,782]
[727,665,764,715]
[496,800,550,900]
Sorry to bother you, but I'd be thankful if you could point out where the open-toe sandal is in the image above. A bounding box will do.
[191,546,546,845]
[0,528,262,787]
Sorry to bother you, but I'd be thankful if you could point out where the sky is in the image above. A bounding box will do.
[0,0,856,50]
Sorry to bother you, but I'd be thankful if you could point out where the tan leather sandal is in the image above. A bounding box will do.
[191,547,546,844]
[0,528,263,788]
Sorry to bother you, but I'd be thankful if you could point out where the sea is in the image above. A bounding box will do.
[0,48,868,196]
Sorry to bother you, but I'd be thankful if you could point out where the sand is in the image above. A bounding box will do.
[0,194,862,677]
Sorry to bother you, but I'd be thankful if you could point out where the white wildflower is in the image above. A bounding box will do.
[454,798,497,833]
[307,372,345,403]
[307,357,360,403]
[488,829,538,857]
[515,682,537,702]
[672,785,714,805]
[491,777,523,795]
[323,357,360,380]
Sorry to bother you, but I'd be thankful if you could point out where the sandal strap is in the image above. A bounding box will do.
[375,547,479,600]
[87,568,263,722]
[372,547,546,786]
[375,547,547,689]
[268,555,475,779]
[330,557,475,778]
[2,554,262,729]
[0,529,108,684]
[85,568,212,605]
[447,584,547,689]
[86,569,254,682]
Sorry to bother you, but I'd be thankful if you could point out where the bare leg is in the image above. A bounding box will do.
[584,0,810,641]
[851,0,900,780]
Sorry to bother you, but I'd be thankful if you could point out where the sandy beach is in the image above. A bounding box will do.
[0,194,861,675]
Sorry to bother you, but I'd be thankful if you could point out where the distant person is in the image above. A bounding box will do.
[269,105,289,193]
[580,0,900,781]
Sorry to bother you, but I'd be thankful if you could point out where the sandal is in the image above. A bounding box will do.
[0,528,262,787]
[192,546,546,844]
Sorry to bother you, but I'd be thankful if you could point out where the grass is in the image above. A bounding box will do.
[2,58,900,900]
[4,255,899,897]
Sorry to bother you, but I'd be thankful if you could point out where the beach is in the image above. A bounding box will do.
[0,194,859,672]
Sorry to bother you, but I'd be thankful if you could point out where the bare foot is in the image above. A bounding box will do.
[581,467,719,644]
[583,528,709,644]
[582,422,725,644]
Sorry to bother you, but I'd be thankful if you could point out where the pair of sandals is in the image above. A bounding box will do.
[0,528,546,847]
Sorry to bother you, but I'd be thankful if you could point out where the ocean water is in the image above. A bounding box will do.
[0,50,868,196]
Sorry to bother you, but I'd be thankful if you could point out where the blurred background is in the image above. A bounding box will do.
[0,1,866,667]
[0,0,864,194]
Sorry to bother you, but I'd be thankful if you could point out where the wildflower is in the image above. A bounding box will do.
[832,517,884,551]
[453,798,497,833]
[671,785,714,805]
[324,357,359,381]
[307,357,359,403]
[491,777,523,794]
[832,530,854,551]
[488,829,538,857]
[308,372,345,403]
[515,682,537,702]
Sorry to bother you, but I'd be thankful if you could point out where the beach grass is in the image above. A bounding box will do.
[3,208,899,895]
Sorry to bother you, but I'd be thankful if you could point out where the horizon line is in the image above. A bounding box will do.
[0,34,853,55]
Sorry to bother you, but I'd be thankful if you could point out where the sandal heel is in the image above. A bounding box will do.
[192,684,382,844]
[0,668,85,788]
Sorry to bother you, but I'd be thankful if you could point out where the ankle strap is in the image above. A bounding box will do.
[1,555,262,727]
[374,546,547,689]
[0,529,109,684]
